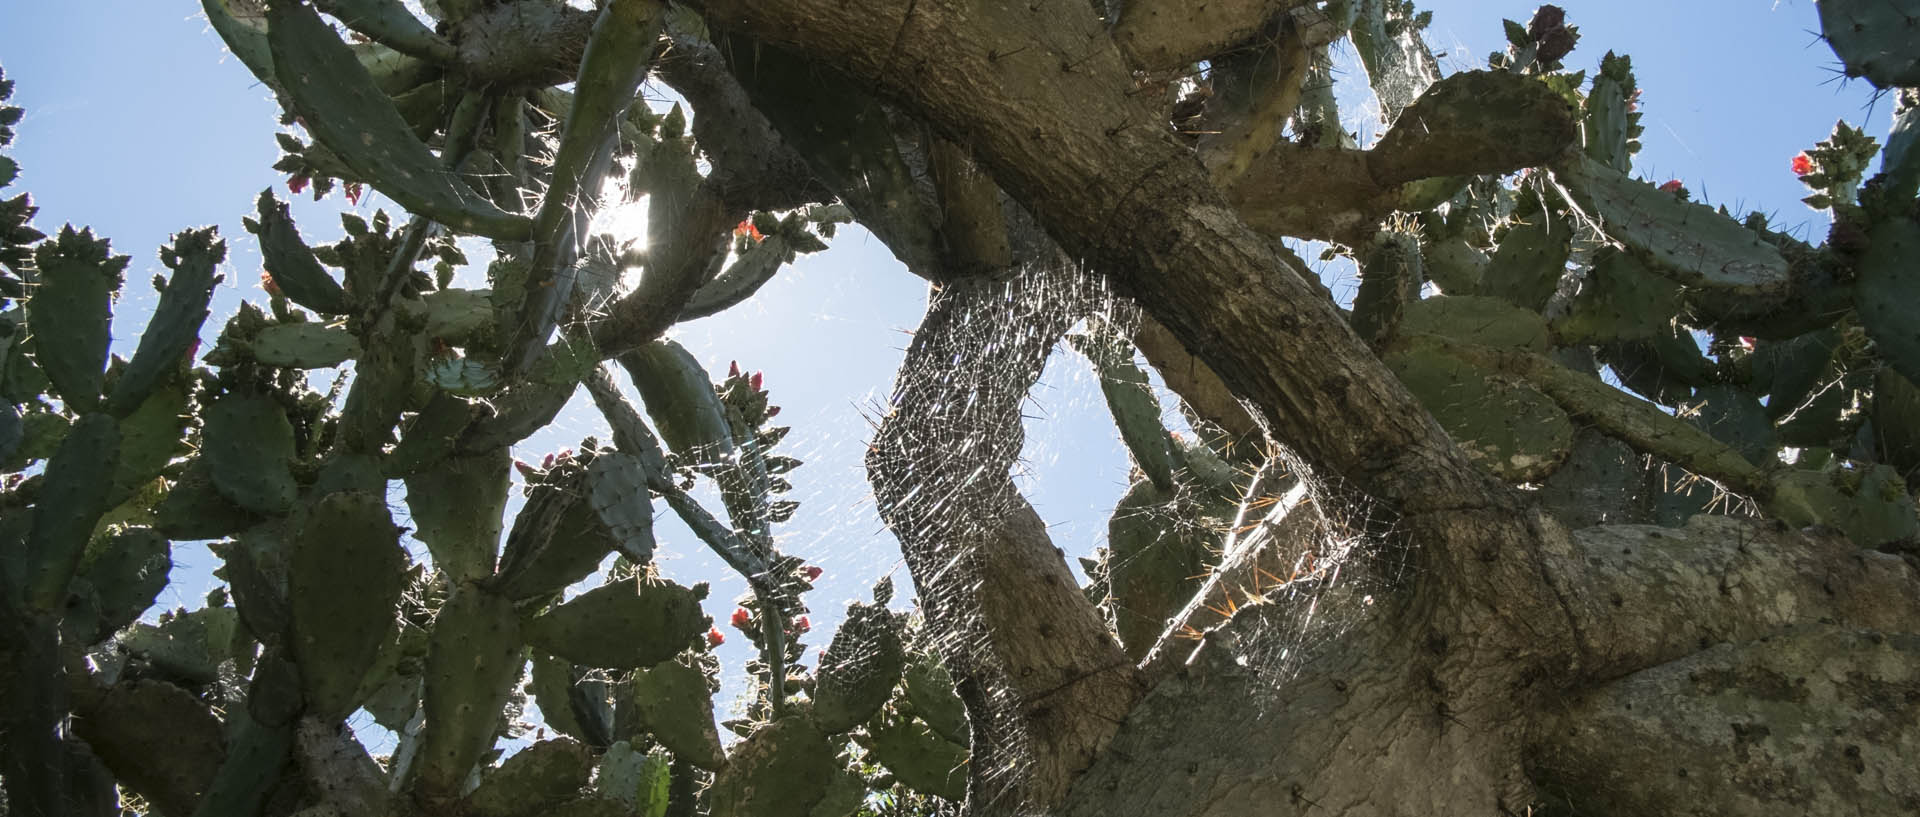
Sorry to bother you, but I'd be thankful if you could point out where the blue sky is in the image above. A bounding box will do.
[0,1,1891,716]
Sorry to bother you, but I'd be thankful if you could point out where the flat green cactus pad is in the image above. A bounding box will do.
[1401,295,1553,351]
[249,322,359,369]
[1818,0,1920,88]
[862,712,968,802]
[812,602,906,733]
[709,718,837,817]
[202,391,299,515]
[289,492,406,722]
[632,658,726,769]
[1387,344,1573,482]
[1562,158,1790,296]
[525,578,709,669]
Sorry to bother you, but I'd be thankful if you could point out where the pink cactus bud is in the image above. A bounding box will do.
[750,372,763,391]
[728,360,741,378]
[344,182,364,206]
[514,460,538,479]
[288,174,309,195]
[1658,180,1684,194]
[766,405,781,418]
[803,565,823,581]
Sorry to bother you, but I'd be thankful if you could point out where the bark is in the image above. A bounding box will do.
[684,2,1920,815]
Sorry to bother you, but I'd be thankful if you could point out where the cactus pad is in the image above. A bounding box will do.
[419,582,525,801]
[289,492,407,722]
[202,391,300,515]
[812,602,906,733]
[24,412,119,611]
[1387,344,1573,482]
[1400,295,1552,351]
[861,711,968,801]
[1855,215,1920,386]
[1818,0,1920,89]
[632,658,726,769]
[26,227,127,410]
[464,737,594,817]
[247,191,352,316]
[708,717,837,817]
[1767,463,1918,547]
[109,228,222,415]
[899,656,968,746]
[404,450,509,583]
[525,577,709,669]
[620,340,735,462]
[1562,158,1789,296]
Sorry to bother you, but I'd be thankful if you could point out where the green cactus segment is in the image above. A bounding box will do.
[404,450,509,583]
[419,287,496,345]
[288,492,406,722]
[1685,385,1775,468]
[1387,345,1573,482]
[813,602,906,733]
[110,382,191,507]
[1420,237,1488,295]
[609,745,676,817]
[155,458,261,541]
[1068,329,1180,492]
[522,0,664,298]
[1351,231,1423,344]
[265,1,532,240]
[1855,215,1920,385]
[1561,158,1790,295]
[313,0,455,62]
[632,658,726,769]
[680,235,794,321]
[1106,479,1217,660]
[120,607,241,685]
[1599,326,1713,406]
[1767,464,1919,547]
[248,322,360,368]
[1400,295,1552,352]
[464,737,594,817]
[1367,71,1578,186]
[419,583,525,801]
[1752,329,1840,420]
[587,451,659,564]
[1874,368,1920,482]
[202,391,299,515]
[899,656,968,746]
[809,768,869,817]
[1818,0,1920,89]
[862,712,968,801]
[221,521,296,646]
[1584,52,1642,172]
[70,679,227,817]
[21,412,119,611]
[247,191,352,316]
[531,653,614,748]
[188,708,295,817]
[109,228,222,415]
[1479,205,1571,312]
[71,528,171,642]
[26,226,127,410]
[354,624,425,731]
[497,467,617,600]
[709,717,838,817]
[1884,89,1919,199]
[384,390,477,476]
[201,0,278,86]
[620,340,735,462]
[525,578,709,669]
[1552,250,1683,345]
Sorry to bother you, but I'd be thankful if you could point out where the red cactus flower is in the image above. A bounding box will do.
[259,270,282,297]
[1792,153,1814,176]
[749,372,763,391]
[1658,180,1684,194]
[706,627,725,647]
[344,182,364,206]
[733,219,764,242]
[731,607,753,629]
[803,565,823,581]
[795,616,811,633]
[288,174,310,195]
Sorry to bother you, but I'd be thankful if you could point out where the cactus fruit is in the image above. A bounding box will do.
[1817,0,1920,89]
[811,602,905,733]
[860,711,968,802]
[524,577,710,669]
[631,657,726,769]
[289,492,407,722]
[419,582,525,801]
[264,1,532,240]
[405,450,510,583]
[708,717,838,817]
[108,228,222,415]
[247,191,352,316]
[202,391,300,515]
[26,227,127,410]
[248,322,359,369]
[464,737,595,817]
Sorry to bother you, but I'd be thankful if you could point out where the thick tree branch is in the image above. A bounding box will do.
[1111,0,1312,71]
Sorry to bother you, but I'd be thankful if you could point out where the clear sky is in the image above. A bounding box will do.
[0,1,1890,721]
